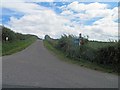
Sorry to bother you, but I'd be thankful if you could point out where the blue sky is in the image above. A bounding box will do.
[2,8,24,25]
[1,1,119,41]
[2,2,118,24]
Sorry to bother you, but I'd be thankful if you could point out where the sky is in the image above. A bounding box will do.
[1,0,119,41]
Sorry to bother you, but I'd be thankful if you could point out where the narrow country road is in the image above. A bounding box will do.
[2,40,118,88]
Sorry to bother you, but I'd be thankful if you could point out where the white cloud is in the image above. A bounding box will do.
[67,1,108,12]
[2,0,80,39]
[1,1,119,41]
[8,9,74,39]
[61,10,73,16]
[2,0,47,14]
[81,25,118,41]
[59,2,118,41]
[93,16,117,27]
[1,0,54,3]
[61,1,116,20]
[27,0,54,2]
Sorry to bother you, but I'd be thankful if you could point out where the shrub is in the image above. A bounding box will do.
[96,42,120,72]
[2,26,16,41]
[56,35,92,61]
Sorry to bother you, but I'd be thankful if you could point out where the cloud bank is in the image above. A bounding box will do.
[1,0,118,41]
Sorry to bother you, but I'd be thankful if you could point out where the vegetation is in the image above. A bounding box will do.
[0,42,1,56]
[44,35,119,75]
[1,26,38,56]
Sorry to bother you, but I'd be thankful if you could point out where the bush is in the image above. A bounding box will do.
[44,35,58,47]
[2,26,16,41]
[56,35,92,61]
[80,45,96,62]
[96,42,120,72]
[56,35,73,53]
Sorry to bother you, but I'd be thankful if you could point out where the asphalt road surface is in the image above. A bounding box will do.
[2,40,118,88]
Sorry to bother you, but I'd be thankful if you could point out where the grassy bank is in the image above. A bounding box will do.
[1,25,38,56]
[2,36,37,56]
[43,40,118,75]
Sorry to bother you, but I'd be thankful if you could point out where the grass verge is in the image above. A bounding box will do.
[2,37,37,56]
[43,40,118,75]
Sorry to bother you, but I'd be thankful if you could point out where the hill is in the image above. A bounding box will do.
[0,26,38,56]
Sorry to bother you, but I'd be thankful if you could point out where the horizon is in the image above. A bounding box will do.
[1,0,119,41]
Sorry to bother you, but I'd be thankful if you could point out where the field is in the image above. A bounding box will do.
[87,41,116,50]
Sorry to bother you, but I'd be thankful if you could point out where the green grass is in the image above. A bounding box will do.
[2,37,37,56]
[87,41,116,50]
[43,40,118,75]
